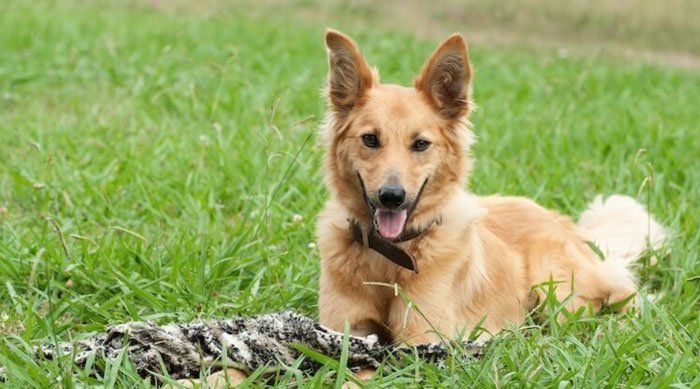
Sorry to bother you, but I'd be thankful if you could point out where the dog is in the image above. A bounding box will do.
[171,29,666,388]
[316,29,666,346]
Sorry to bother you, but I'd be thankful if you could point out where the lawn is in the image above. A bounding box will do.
[1,0,698,387]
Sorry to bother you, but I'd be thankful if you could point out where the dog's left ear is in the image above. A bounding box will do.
[415,34,472,120]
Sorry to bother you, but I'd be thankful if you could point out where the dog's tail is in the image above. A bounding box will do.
[577,195,667,265]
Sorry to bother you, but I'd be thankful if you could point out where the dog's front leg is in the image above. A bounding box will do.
[318,278,388,339]
[387,290,458,345]
[318,268,390,340]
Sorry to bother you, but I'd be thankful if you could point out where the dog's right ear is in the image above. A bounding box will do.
[325,29,375,116]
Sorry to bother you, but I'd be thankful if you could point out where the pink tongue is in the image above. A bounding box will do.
[375,209,408,239]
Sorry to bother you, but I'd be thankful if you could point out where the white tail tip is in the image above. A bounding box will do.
[578,195,667,265]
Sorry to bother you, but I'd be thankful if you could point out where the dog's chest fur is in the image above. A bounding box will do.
[316,191,530,342]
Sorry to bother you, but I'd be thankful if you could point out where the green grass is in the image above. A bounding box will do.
[1,1,699,387]
[258,0,700,57]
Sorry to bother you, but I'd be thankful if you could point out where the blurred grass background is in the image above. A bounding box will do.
[0,0,698,387]
[152,0,700,65]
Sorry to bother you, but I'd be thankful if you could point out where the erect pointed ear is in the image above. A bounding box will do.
[325,29,376,116]
[415,34,472,120]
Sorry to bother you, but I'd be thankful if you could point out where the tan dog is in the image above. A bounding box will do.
[316,29,666,345]
[171,29,666,388]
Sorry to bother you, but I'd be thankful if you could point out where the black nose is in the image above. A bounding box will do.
[378,185,406,209]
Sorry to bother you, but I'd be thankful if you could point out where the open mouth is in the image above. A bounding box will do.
[356,172,430,241]
[374,208,408,239]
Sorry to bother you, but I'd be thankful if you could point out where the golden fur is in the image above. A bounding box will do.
[317,29,666,344]
[175,29,667,388]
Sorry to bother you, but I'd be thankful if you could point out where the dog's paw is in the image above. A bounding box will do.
[163,368,247,389]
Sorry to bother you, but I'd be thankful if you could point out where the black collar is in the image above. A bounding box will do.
[352,173,439,272]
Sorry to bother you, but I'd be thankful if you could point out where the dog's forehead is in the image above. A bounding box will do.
[359,85,438,132]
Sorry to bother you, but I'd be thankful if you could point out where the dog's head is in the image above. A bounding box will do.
[322,29,475,239]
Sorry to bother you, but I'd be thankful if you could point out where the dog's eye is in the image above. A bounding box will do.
[412,139,431,152]
[361,134,380,148]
